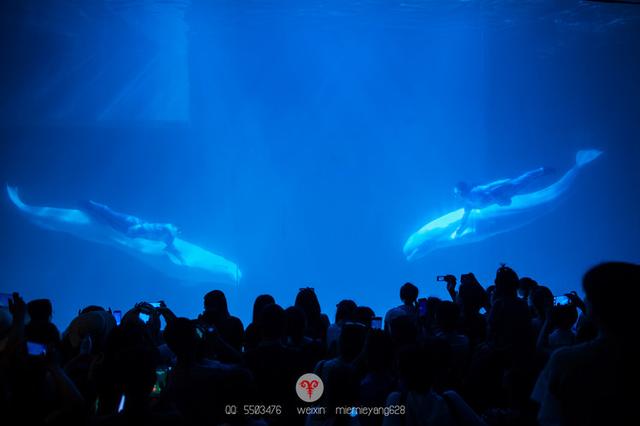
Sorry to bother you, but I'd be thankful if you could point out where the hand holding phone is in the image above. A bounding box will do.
[371,317,382,330]
[151,368,170,396]
[437,274,456,284]
[554,295,570,306]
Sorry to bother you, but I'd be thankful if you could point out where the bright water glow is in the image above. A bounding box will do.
[0,1,639,328]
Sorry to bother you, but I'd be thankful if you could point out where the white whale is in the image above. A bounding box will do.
[403,149,603,261]
[6,186,241,285]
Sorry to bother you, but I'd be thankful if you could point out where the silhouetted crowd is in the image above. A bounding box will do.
[1,261,638,426]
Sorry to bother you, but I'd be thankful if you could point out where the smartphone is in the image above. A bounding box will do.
[371,317,382,330]
[117,394,126,413]
[113,310,122,326]
[27,341,47,356]
[150,302,161,308]
[554,295,570,306]
[0,293,11,307]
[139,312,150,323]
[151,368,170,396]
[418,298,428,316]
[436,275,446,282]
[479,307,487,315]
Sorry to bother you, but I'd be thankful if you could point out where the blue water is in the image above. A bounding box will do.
[1,1,639,329]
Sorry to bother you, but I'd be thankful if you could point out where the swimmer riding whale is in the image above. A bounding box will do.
[6,185,241,285]
[403,149,603,261]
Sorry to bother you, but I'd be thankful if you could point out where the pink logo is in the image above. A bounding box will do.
[300,379,318,399]
[296,373,324,402]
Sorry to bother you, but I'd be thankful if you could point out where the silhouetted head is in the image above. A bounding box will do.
[454,181,471,198]
[203,290,229,318]
[259,303,285,341]
[494,264,519,300]
[252,294,275,323]
[518,277,539,299]
[458,275,489,313]
[400,282,419,305]
[424,297,442,322]
[550,304,579,331]
[27,299,53,322]
[64,309,115,355]
[295,287,321,320]
[25,322,60,347]
[354,306,375,327]
[335,299,357,323]
[582,262,640,338]
[435,301,461,333]
[79,305,105,314]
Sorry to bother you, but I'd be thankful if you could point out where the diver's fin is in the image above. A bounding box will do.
[575,149,603,167]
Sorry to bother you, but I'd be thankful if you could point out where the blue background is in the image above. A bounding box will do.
[1,1,639,329]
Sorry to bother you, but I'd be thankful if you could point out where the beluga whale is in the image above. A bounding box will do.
[6,185,241,285]
[403,149,603,261]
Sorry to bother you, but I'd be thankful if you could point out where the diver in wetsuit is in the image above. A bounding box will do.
[81,200,183,262]
[453,166,554,238]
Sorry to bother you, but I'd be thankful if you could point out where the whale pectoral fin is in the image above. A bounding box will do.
[451,224,475,240]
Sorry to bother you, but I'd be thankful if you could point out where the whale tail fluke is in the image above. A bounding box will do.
[575,149,603,167]
[6,185,28,212]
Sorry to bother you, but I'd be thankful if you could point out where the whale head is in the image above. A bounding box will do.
[403,208,470,261]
